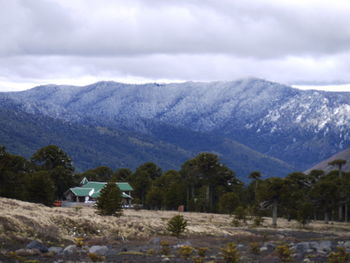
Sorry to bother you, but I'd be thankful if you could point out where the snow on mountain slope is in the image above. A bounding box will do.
[2,78,350,170]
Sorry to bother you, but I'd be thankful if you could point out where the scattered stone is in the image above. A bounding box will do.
[63,245,78,255]
[295,242,310,253]
[174,241,192,248]
[49,246,63,254]
[318,240,332,252]
[150,237,160,245]
[237,244,244,249]
[89,245,109,256]
[260,246,268,252]
[162,257,170,261]
[309,241,319,251]
[26,240,48,253]
[15,248,40,256]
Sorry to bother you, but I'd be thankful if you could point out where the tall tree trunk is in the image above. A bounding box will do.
[186,186,190,209]
[345,203,348,222]
[272,200,278,227]
[339,205,343,221]
[206,185,210,203]
[324,212,329,224]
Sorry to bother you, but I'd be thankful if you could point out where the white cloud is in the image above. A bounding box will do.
[1,0,350,91]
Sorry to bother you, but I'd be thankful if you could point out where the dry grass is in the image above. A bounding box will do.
[1,197,350,245]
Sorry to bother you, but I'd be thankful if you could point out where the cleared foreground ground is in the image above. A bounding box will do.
[1,197,350,262]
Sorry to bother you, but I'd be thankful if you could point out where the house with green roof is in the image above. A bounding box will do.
[65,177,133,205]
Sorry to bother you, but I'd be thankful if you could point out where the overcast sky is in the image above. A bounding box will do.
[1,0,350,91]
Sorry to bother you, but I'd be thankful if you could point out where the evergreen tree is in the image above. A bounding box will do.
[146,186,163,209]
[95,181,123,216]
[31,145,74,172]
[328,159,347,177]
[128,170,152,205]
[257,177,285,227]
[112,168,132,181]
[218,192,240,214]
[80,166,113,181]
[26,171,56,206]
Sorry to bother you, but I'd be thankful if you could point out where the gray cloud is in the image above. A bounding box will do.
[1,0,350,89]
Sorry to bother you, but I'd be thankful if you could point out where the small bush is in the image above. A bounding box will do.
[147,248,156,255]
[234,206,247,222]
[328,247,350,263]
[178,245,194,259]
[88,253,106,262]
[276,244,292,262]
[192,256,205,263]
[221,242,240,263]
[196,247,208,257]
[74,237,84,247]
[160,240,171,255]
[250,242,260,255]
[231,218,241,227]
[252,215,264,227]
[73,206,83,213]
[166,215,187,237]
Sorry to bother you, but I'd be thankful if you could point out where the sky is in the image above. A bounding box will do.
[1,0,350,92]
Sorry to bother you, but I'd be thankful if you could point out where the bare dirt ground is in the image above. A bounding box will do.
[1,197,350,262]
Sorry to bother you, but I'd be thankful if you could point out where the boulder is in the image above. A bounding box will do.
[89,245,109,256]
[318,241,332,252]
[295,242,310,253]
[26,240,48,253]
[63,245,78,255]
[260,246,268,252]
[49,246,63,254]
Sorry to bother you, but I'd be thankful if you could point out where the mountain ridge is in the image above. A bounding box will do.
[1,77,349,172]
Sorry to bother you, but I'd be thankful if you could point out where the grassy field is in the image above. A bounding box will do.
[1,197,350,247]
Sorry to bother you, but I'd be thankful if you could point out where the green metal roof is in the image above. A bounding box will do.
[70,187,94,197]
[89,190,131,199]
[69,181,133,199]
[80,181,133,192]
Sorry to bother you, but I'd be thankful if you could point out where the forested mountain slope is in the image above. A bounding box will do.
[0,97,293,177]
[2,78,349,171]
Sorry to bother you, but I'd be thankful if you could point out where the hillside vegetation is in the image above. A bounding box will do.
[0,98,294,178]
[3,78,350,170]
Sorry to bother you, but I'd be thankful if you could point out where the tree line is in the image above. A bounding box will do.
[0,144,349,226]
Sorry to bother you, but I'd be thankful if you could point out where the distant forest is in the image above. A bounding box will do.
[1,144,349,226]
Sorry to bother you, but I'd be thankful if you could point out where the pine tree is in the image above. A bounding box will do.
[95,181,123,216]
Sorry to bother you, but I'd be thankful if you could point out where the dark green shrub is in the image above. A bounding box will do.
[221,242,240,263]
[252,215,264,227]
[95,181,123,216]
[328,247,350,263]
[250,242,260,255]
[166,215,187,237]
[234,206,247,222]
[276,244,292,262]
[160,240,171,255]
[196,247,208,257]
[178,245,194,259]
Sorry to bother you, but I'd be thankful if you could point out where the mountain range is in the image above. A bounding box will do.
[306,147,350,174]
[1,78,349,179]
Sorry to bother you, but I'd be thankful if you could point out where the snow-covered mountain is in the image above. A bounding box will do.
[2,78,350,170]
